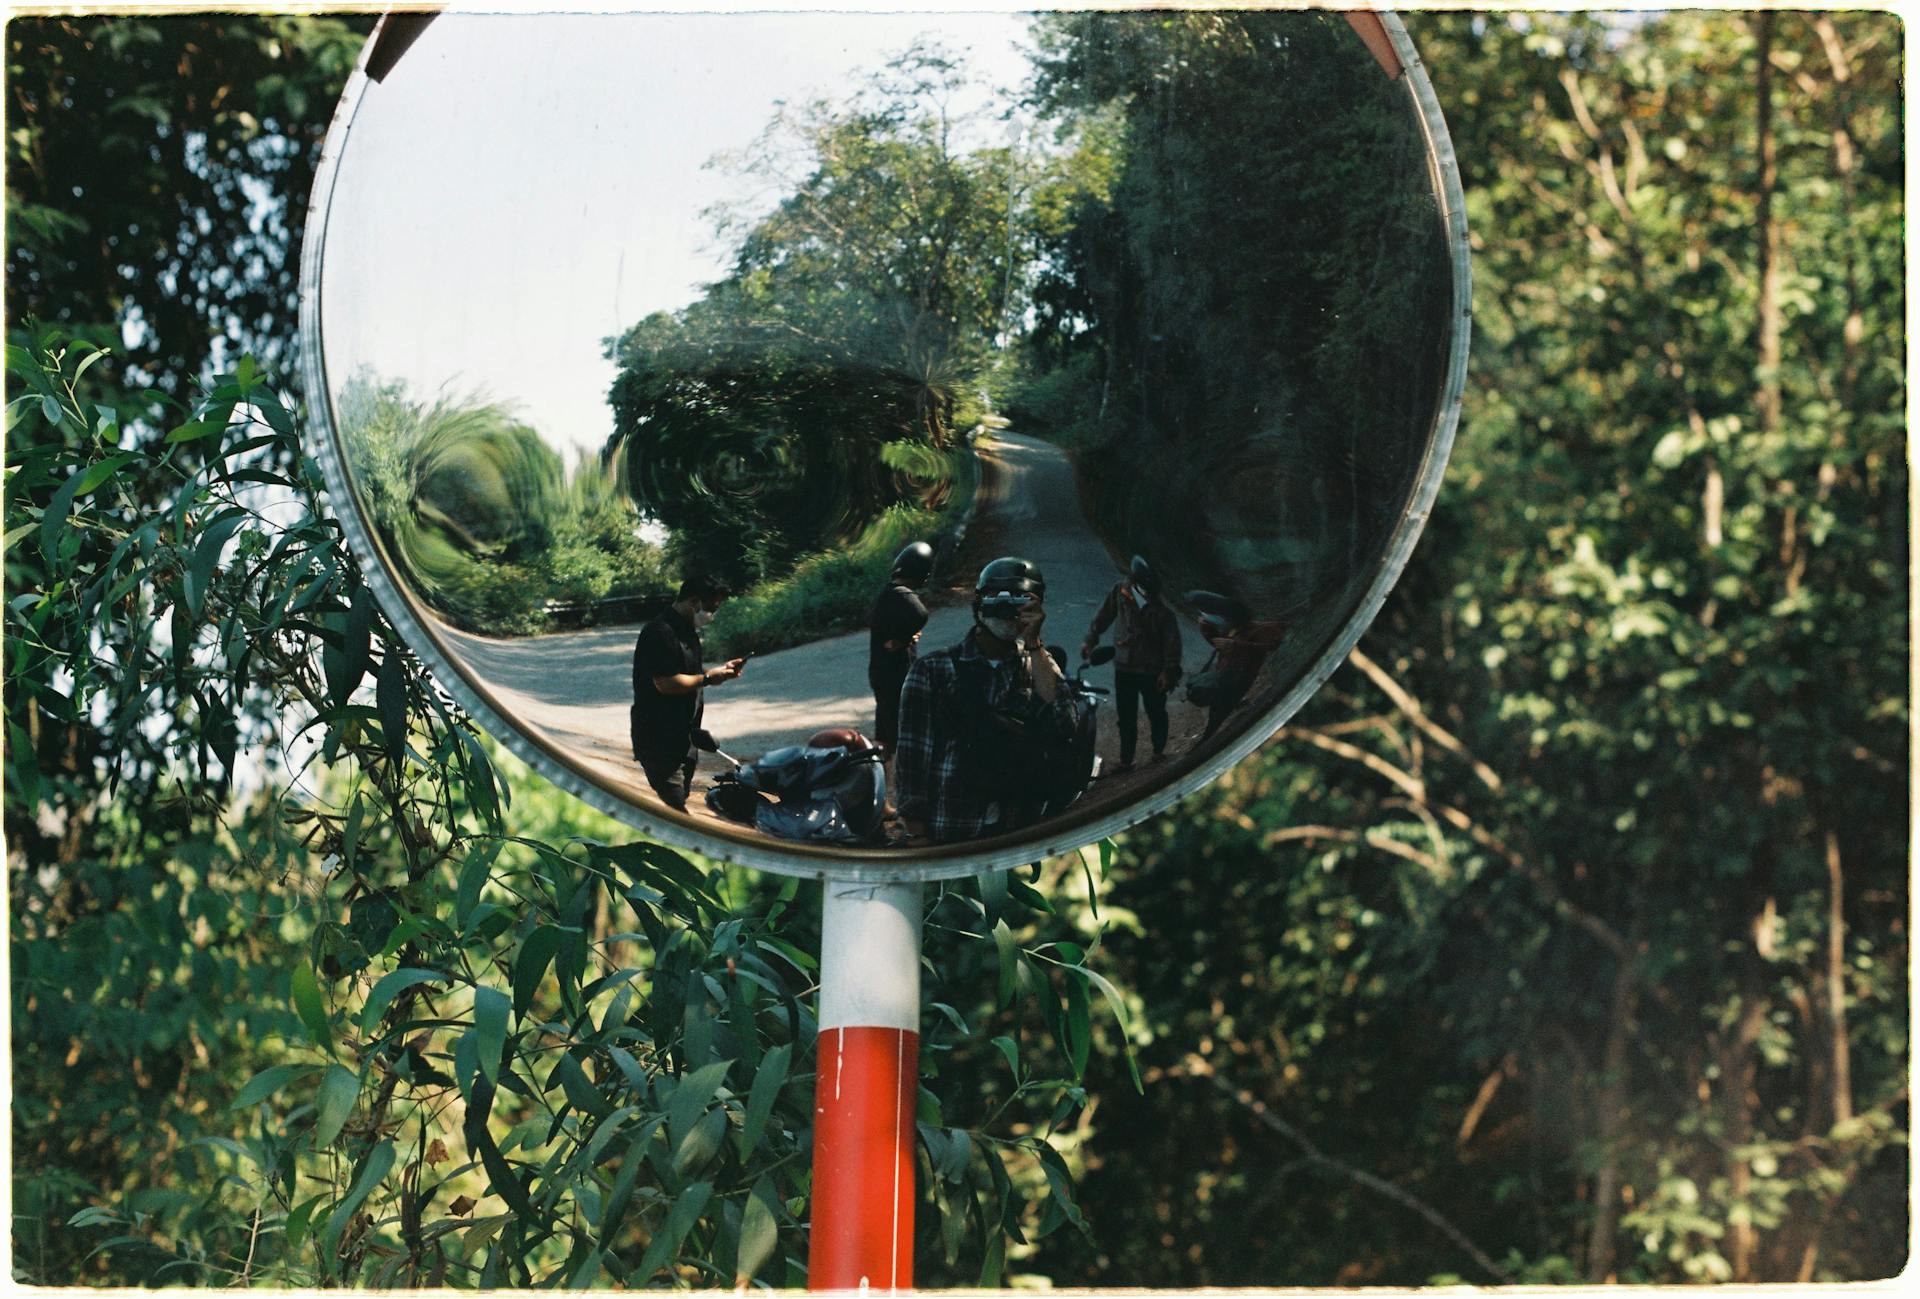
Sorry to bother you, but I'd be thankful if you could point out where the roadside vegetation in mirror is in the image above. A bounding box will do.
[325,10,1454,851]
[338,370,670,637]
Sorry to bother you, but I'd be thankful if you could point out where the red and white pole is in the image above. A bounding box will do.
[810,879,922,1291]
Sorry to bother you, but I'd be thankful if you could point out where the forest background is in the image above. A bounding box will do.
[5,7,1909,1289]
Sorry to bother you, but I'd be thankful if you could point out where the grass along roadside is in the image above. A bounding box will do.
[703,436,984,658]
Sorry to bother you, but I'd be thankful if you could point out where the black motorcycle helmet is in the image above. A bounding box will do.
[890,540,935,587]
[1129,554,1158,599]
[974,556,1045,620]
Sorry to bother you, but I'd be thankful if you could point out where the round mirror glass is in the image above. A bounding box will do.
[302,8,1468,879]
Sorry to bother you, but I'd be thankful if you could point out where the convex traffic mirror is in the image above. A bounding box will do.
[302,8,1469,880]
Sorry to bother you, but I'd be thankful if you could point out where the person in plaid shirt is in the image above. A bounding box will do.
[894,557,1075,844]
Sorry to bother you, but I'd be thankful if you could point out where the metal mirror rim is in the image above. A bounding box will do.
[296,8,1472,883]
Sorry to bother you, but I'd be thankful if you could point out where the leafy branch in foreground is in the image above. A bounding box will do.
[7,331,1131,1286]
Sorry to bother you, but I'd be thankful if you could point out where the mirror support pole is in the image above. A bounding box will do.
[811,879,923,1291]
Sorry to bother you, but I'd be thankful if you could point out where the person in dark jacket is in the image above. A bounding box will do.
[1082,555,1182,771]
[630,574,744,810]
[868,541,933,753]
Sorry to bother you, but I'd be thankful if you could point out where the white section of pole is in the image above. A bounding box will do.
[817,880,923,1033]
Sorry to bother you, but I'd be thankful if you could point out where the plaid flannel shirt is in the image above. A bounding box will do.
[894,633,1074,843]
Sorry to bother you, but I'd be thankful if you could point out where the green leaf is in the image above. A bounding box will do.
[230,1063,322,1110]
[359,966,449,1035]
[1078,963,1142,1093]
[606,1044,650,1095]
[567,1247,604,1289]
[993,918,1018,1010]
[184,508,246,617]
[990,1034,1020,1082]
[632,1180,712,1283]
[671,1105,727,1178]
[461,1214,512,1259]
[734,1176,781,1286]
[313,1063,360,1149]
[1063,969,1091,1080]
[283,1193,324,1254]
[374,648,408,768]
[917,1085,944,1127]
[1078,846,1102,923]
[513,926,565,1018]
[291,963,333,1055]
[164,417,224,444]
[341,793,364,877]
[71,451,138,496]
[455,842,493,930]
[553,1051,612,1118]
[40,394,63,426]
[39,468,88,563]
[979,1225,1006,1287]
[1032,1140,1090,1236]
[471,986,509,1086]
[978,867,1008,922]
[667,1058,733,1149]
[738,1042,789,1160]
[1007,875,1054,914]
[71,345,108,383]
[319,1139,396,1265]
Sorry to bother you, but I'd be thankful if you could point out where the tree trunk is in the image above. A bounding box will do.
[1726,28,1783,1281]
[1721,898,1773,1282]
[1754,11,1782,435]
[1585,956,1640,1282]
[1823,831,1853,1127]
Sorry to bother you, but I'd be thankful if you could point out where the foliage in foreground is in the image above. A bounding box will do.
[5,335,1131,1287]
[1016,9,1909,1287]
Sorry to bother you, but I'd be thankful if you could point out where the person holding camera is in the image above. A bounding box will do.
[893,556,1075,844]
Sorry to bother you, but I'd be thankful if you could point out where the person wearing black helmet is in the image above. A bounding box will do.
[893,555,1076,843]
[630,574,745,811]
[1082,554,1183,772]
[867,540,934,753]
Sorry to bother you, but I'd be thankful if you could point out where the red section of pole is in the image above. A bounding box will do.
[810,1025,920,1290]
[811,881,922,1290]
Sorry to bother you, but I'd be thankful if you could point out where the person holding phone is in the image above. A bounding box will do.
[630,574,746,810]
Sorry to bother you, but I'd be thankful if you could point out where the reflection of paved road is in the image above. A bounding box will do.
[437,430,1214,825]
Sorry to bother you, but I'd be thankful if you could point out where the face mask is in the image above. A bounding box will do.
[1129,584,1148,609]
[693,607,715,629]
[980,616,1020,641]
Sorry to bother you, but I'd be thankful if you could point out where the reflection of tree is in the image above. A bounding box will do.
[1018,11,1452,634]
[339,371,664,635]
[605,44,1023,586]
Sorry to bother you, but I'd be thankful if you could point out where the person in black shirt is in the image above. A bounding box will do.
[868,540,933,753]
[631,575,744,810]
